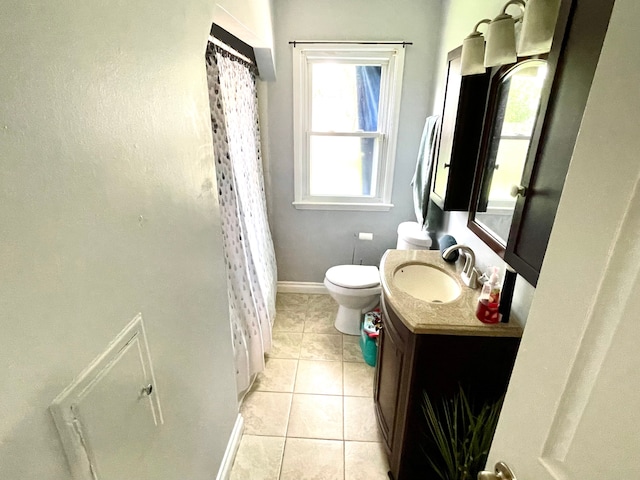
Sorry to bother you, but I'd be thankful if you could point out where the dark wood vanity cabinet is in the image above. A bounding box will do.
[430,47,490,211]
[374,296,520,480]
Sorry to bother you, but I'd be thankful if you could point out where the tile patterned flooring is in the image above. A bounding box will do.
[230,293,390,480]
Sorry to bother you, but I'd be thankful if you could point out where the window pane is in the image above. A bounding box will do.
[309,136,378,196]
[311,64,381,132]
[489,138,530,203]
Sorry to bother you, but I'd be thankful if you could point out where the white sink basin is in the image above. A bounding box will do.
[393,263,462,304]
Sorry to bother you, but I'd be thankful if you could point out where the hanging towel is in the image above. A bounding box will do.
[411,115,442,230]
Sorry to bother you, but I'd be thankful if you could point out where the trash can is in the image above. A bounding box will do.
[360,310,381,367]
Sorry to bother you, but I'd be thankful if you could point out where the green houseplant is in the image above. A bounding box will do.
[421,387,504,480]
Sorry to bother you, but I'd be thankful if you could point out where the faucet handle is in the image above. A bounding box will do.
[461,251,473,275]
[471,267,482,288]
[442,245,480,288]
[462,266,482,289]
[477,270,489,284]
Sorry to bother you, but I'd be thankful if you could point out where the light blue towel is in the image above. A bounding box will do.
[411,115,442,229]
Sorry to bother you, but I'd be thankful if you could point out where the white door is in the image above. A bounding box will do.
[485,1,640,478]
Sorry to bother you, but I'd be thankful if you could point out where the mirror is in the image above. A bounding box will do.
[469,59,548,252]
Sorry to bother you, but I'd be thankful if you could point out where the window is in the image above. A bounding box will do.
[292,44,406,210]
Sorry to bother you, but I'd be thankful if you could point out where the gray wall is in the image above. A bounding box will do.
[265,0,444,282]
[0,1,240,477]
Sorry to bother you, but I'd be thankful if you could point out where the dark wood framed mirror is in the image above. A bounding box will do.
[468,58,548,255]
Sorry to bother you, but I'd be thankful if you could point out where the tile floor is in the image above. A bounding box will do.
[230,293,390,480]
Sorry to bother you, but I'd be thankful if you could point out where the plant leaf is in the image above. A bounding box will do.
[421,386,506,480]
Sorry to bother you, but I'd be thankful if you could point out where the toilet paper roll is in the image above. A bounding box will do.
[358,232,374,241]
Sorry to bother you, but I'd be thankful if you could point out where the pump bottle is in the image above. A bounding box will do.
[476,267,501,324]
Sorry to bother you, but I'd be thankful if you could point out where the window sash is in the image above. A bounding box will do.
[306,133,384,198]
[292,44,405,211]
[307,132,382,137]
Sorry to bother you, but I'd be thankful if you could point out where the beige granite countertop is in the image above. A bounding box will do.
[380,249,523,337]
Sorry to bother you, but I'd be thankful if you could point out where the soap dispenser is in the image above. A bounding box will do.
[476,267,501,324]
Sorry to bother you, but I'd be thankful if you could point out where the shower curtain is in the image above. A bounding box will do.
[205,43,277,397]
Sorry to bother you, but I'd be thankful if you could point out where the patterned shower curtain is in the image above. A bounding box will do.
[205,43,277,397]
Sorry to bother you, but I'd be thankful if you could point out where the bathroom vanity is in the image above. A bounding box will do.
[374,250,522,480]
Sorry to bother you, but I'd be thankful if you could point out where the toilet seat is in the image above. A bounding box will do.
[325,265,380,289]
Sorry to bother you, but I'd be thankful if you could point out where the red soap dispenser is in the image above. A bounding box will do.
[476,267,501,324]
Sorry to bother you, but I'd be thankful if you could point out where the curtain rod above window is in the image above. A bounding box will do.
[289,41,412,48]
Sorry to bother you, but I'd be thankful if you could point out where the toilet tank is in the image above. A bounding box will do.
[396,221,432,250]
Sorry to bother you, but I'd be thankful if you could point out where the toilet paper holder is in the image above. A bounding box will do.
[351,232,374,265]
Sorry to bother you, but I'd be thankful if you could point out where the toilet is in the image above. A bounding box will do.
[324,265,381,335]
[324,222,433,335]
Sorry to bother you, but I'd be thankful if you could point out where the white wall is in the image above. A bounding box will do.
[265,0,444,282]
[0,1,246,478]
[213,0,276,79]
[434,0,503,110]
[214,0,274,48]
[433,0,536,326]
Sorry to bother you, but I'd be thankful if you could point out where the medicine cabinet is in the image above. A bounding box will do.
[431,47,489,211]
[468,0,615,286]
[468,58,548,253]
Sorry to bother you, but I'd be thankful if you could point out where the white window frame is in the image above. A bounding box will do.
[292,43,406,211]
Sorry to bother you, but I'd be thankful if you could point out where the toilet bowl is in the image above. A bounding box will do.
[324,223,429,335]
[324,265,381,335]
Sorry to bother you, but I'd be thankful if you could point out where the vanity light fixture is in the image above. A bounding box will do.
[460,19,491,76]
[460,0,561,76]
[484,0,526,68]
[518,0,562,56]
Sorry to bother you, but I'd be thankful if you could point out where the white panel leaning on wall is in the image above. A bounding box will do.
[49,314,162,480]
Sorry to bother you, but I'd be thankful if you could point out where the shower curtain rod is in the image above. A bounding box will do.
[289,40,412,47]
[209,35,255,65]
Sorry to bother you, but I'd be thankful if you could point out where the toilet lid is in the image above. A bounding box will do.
[326,265,380,289]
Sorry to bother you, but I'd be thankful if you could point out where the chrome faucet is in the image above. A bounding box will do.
[442,244,481,288]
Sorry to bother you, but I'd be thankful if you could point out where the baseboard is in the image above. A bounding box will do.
[216,414,244,480]
[277,281,328,294]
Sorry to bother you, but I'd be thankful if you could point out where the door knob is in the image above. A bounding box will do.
[477,461,517,480]
[510,185,527,198]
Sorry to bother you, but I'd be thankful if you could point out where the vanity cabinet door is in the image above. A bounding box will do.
[431,46,489,211]
[375,296,416,479]
[374,314,404,451]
